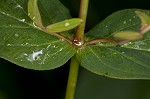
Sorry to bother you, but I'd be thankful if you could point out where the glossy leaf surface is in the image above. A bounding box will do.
[46,18,82,33]
[0,0,75,70]
[86,9,142,38]
[77,9,150,79]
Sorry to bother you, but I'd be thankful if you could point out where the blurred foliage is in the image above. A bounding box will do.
[0,0,150,99]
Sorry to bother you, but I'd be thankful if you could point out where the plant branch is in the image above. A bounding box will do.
[65,1,89,99]
[65,56,79,99]
[73,0,89,47]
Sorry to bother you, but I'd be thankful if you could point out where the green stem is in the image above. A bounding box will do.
[73,0,89,46]
[65,0,89,99]
[65,56,79,99]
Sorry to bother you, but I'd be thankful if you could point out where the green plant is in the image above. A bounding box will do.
[0,0,150,99]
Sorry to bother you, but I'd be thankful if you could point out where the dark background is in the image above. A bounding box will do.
[1,0,150,99]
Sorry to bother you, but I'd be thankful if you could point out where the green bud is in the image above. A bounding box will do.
[114,31,142,40]
[45,18,83,33]
[135,11,150,25]
[28,0,43,28]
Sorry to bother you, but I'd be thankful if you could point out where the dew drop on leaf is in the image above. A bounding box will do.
[59,48,63,51]
[75,41,83,46]
[19,19,25,22]
[133,16,136,18]
[27,50,43,62]
[61,39,64,41]
[32,22,41,29]
[122,42,133,47]
[113,52,117,55]
[14,33,19,37]
[65,22,70,27]
[121,51,125,54]
[73,39,83,46]
[15,4,23,9]
[7,44,11,46]
[134,41,145,49]
[123,21,126,24]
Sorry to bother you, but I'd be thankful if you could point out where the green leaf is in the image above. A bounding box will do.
[28,0,43,28]
[77,45,150,79]
[0,0,75,70]
[77,9,150,79]
[46,18,83,33]
[113,31,142,40]
[38,0,71,26]
[86,9,142,38]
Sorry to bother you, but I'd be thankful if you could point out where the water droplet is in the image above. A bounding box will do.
[133,16,136,18]
[14,33,19,37]
[128,42,132,44]
[73,39,83,46]
[134,41,145,49]
[46,44,51,49]
[2,12,10,16]
[59,48,63,51]
[148,49,150,51]
[113,52,117,55]
[65,22,70,27]
[123,42,133,46]
[9,25,12,27]
[2,12,6,14]
[24,53,28,56]
[75,41,83,46]
[33,17,36,20]
[32,22,41,29]
[121,51,125,54]
[27,50,43,62]
[28,13,30,16]
[61,39,64,41]
[105,25,108,28]
[7,44,11,46]
[123,21,126,24]
[129,19,132,21]
[53,45,58,48]
[19,19,25,22]
[15,4,23,9]
[33,22,37,27]
[25,43,29,46]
